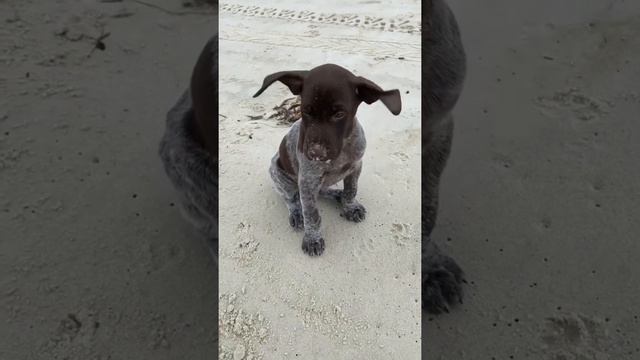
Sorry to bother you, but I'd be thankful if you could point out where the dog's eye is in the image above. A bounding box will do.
[333,111,346,120]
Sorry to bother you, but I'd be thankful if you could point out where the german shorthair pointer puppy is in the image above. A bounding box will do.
[158,35,218,260]
[159,2,466,315]
[422,0,467,314]
[253,64,402,256]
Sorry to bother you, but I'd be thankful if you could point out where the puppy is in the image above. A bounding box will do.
[158,35,218,259]
[422,0,467,314]
[253,64,401,256]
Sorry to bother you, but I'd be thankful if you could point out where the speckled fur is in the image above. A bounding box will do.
[270,118,367,256]
[256,64,400,256]
[422,0,467,314]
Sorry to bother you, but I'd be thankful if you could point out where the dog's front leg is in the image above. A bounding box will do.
[298,163,325,256]
[341,161,366,222]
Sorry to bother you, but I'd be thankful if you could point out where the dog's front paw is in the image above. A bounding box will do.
[422,254,464,314]
[341,203,366,222]
[302,233,325,256]
[288,208,304,230]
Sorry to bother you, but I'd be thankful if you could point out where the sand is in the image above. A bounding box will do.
[425,0,640,359]
[2,0,639,359]
[218,1,421,358]
[1,1,218,359]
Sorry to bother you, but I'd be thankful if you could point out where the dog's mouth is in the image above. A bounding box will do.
[308,155,333,163]
[306,153,333,163]
[306,142,332,163]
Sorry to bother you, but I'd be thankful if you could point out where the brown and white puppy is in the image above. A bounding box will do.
[158,35,218,259]
[422,0,467,314]
[254,64,401,256]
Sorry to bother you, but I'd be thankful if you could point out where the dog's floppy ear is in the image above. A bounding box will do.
[353,76,402,115]
[253,71,309,97]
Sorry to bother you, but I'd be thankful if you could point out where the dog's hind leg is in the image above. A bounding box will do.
[318,163,366,223]
[340,162,366,222]
[269,155,303,230]
[319,188,342,201]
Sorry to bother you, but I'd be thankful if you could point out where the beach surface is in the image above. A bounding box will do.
[425,0,640,359]
[1,1,217,359]
[3,0,639,359]
[218,0,422,358]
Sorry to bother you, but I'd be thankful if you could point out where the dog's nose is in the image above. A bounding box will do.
[308,143,328,161]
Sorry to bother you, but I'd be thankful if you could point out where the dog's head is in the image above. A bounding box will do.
[253,64,401,162]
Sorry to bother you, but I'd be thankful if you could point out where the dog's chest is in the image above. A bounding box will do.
[321,157,358,187]
[320,132,365,187]
[287,120,366,186]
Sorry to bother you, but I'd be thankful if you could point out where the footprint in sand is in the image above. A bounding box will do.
[232,222,260,264]
[219,292,271,360]
[490,153,514,171]
[220,4,421,34]
[539,314,624,359]
[352,236,376,263]
[391,223,413,246]
[39,310,102,357]
[390,151,409,163]
[0,147,30,172]
[146,241,186,272]
[353,223,413,262]
[534,88,611,123]
[232,127,254,144]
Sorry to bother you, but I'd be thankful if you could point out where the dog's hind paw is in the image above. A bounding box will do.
[341,203,366,222]
[302,233,325,256]
[288,208,304,230]
[422,254,465,314]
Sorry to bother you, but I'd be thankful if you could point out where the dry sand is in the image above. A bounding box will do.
[218,1,422,358]
[425,0,640,359]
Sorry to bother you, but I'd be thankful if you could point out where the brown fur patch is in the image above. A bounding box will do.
[277,136,296,178]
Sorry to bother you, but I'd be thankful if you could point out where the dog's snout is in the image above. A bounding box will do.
[308,142,328,161]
